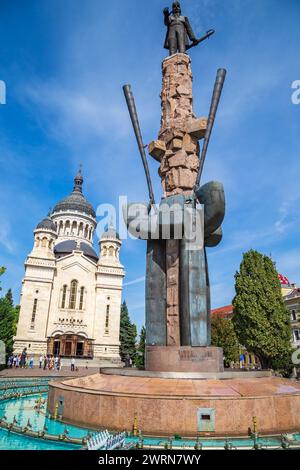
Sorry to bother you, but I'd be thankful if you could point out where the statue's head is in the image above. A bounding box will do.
[172,1,181,14]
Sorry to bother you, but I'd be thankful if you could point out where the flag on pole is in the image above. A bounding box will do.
[278,274,290,285]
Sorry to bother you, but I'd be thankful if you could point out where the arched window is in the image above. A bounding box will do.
[65,220,70,235]
[109,246,114,256]
[61,285,67,309]
[71,220,77,235]
[42,237,47,247]
[69,280,78,309]
[105,305,110,334]
[79,286,85,310]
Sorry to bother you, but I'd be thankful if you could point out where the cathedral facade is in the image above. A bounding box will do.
[14,171,125,363]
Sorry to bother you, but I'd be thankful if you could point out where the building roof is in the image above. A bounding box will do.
[54,240,98,262]
[36,216,57,232]
[283,288,300,300]
[211,305,233,318]
[52,170,96,219]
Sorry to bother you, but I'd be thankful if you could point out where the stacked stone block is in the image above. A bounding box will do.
[149,53,207,196]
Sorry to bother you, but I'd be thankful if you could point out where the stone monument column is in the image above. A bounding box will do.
[123,9,226,373]
[149,53,208,352]
[156,53,206,196]
[145,53,224,372]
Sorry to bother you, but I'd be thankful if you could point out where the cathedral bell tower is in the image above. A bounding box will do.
[14,215,58,356]
[30,215,57,258]
[93,222,125,361]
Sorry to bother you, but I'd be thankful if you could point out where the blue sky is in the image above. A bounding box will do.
[0,0,300,332]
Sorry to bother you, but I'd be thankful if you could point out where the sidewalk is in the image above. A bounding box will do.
[0,366,99,378]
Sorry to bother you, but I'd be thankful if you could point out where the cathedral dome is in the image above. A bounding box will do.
[54,240,98,262]
[36,216,57,232]
[52,170,96,219]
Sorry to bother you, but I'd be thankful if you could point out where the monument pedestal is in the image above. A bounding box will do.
[146,346,224,372]
[48,370,300,436]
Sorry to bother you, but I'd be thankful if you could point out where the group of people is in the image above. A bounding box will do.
[124,354,133,368]
[7,348,28,368]
[41,355,63,371]
[41,355,78,371]
[6,347,78,372]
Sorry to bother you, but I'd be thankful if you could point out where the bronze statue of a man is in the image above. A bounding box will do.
[164,1,197,55]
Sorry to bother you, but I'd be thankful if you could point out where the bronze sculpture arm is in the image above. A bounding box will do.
[163,7,170,26]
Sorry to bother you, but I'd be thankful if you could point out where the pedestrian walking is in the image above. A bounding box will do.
[20,348,27,368]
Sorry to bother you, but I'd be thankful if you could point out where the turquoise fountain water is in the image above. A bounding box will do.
[0,393,88,450]
[0,378,299,450]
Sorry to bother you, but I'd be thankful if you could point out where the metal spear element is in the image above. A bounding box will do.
[123,84,155,207]
[194,68,227,191]
[186,29,215,51]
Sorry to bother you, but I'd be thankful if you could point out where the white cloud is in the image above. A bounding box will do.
[23,80,131,144]
[123,276,145,287]
[0,220,15,254]
[275,197,300,235]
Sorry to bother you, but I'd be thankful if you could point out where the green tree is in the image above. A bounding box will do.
[211,316,240,367]
[5,288,13,307]
[0,266,5,291]
[119,300,137,361]
[0,289,19,360]
[232,250,292,371]
[134,326,146,370]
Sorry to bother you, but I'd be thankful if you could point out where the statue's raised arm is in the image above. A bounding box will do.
[163,1,215,56]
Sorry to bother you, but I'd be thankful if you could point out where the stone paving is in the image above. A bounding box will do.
[0,366,99,378]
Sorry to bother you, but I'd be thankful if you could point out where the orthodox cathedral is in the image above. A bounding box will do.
[14,170,125,363]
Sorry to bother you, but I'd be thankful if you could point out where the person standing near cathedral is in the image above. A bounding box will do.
[20,348,27,368]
